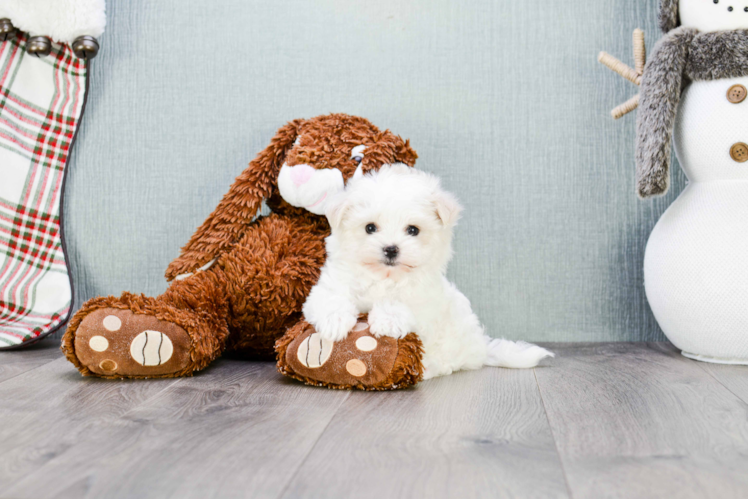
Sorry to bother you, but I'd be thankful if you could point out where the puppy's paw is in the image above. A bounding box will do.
[313,312,358,342]
[368,302,415,339]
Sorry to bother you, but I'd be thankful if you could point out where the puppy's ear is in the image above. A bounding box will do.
[433,190,462,228]
[325,193,350,231]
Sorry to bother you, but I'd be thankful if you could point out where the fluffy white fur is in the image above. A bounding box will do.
[0,0,106,43]
[303,164,554,380]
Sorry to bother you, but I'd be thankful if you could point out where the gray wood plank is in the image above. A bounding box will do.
[283,367,569,499]
[0,339,62,384]
[3,360,350,499]
[0,357,180,498]
[535,342,748,498]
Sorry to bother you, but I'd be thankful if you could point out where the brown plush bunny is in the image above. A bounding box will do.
[62,114,422,388]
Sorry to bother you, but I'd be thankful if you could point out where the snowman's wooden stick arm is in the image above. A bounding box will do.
[612,94,640,120]
[598,29,647,119]
[598,52,641,86]
[633,29,646,75]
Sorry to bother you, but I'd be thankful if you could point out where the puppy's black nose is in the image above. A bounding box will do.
[383,245,399,259]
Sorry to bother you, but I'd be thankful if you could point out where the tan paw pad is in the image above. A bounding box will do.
[346,359,367,377]
[130,331,174,366]
[99,359,117,372]
[355,336,377,352]
[88,335,109,352]
[102,315,122,331]
[297,333,333,368]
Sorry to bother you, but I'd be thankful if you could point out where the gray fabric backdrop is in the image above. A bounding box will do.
[63,0,681,342]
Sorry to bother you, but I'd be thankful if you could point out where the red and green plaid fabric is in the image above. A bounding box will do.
[0,34,87,348]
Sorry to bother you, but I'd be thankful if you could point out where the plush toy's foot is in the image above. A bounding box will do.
[275,315,424,390]
[62,294,226,379]
[70,307,193,378]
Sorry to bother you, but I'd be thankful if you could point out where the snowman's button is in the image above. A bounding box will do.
[730,142,748,163]
[727,84,747,104]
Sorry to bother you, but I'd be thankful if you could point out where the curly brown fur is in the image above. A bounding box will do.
[63,114,419,378]
[275,320,423,391]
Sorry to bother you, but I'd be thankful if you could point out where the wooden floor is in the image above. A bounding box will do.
[2,341,748,498]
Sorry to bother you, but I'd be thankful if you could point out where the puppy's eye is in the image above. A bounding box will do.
[365,223,377,234]
[407,225,420,236]
[353,156,363,164]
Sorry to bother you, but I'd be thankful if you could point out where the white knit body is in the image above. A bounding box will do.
[644,76,748,363]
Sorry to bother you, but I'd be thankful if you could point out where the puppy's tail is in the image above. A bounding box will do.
[484,337,554,369]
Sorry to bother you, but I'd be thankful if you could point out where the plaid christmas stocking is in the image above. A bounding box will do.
[0,34,88,348]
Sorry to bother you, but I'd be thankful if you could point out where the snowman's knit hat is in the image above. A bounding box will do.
[660,0,679,33]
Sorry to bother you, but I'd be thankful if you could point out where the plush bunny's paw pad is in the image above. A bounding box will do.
[276,315,424,391]
[71,308,192,378]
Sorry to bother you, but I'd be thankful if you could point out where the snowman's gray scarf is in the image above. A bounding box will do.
[636,27,748,198]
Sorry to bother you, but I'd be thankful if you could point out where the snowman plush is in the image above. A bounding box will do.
[605,0,748,364]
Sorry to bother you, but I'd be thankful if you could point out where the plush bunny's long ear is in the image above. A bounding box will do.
[360,130,418,174]
[394,136,418,167]
[165,120,301,281]
[635,28,694,198]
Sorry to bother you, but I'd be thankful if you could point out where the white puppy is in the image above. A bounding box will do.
[303,164,553,380]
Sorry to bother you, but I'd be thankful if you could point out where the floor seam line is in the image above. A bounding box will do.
[533,368,574,499]
[647,342,748,405]
[693,361,748,405]
[276,391,351,499]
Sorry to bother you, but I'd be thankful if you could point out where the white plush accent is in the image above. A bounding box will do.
[0,0,106,43]
[350,144,366,159]
[173,258,217,281]
[679,0,748,32]
[277,163,345,216]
